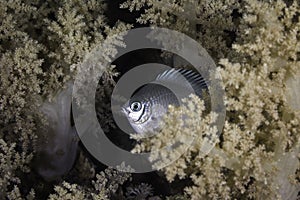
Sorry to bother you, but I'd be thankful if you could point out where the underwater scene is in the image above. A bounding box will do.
[0,0,299,199]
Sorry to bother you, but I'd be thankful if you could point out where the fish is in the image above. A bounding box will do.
[122,68,209,135]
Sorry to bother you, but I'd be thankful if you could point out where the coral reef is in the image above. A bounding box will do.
[0,0,299,199]
[122,0,300,199]
[0,0,130,198]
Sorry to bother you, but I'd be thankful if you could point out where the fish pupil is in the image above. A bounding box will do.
[130,101,142,112]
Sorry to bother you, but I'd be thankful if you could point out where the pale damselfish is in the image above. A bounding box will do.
[122,68,210,135]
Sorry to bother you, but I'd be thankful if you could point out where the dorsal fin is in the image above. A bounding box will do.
[155,68,209,98]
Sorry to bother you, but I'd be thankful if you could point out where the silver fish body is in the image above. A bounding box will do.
[122,68,208,135]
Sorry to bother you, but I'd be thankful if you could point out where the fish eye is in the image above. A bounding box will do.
[130,101,142,112]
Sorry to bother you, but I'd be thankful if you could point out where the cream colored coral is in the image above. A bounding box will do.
[124,0,300,199]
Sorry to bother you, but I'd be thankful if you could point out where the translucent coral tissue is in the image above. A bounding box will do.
[35,82,78,181]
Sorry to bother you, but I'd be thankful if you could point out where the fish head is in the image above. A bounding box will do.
[122,99,168,135]
[122,93,158,134]
[122,97,151,122]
